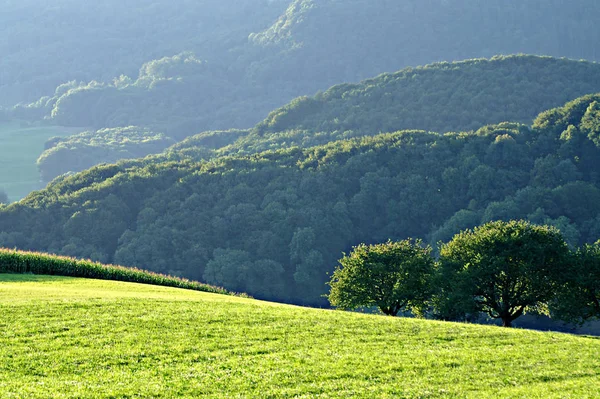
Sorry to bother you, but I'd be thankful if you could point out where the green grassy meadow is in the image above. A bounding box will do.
[1,274,599,398]
[0,122,81,201]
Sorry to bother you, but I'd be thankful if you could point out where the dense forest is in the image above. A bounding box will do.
[246,56,600,150]
[36,56,600,180]
[255,56,600,136]
[2,94,600,306]
[37,127,176,182]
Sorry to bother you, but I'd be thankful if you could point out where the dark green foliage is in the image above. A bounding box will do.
[6,0,600,310]
[1,94,600,306]
[203,248,285,300]
[327,240,435,316]
[0,249,239,296]
[37,126,176,182]
[255,56,600,137]
[581,101,600,147]
[437,221,570,327]
[551,243,600,324]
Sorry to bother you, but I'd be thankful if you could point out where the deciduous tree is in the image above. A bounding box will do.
[551,242,600,323]
[438,220,570,327]
[327,239,435,316]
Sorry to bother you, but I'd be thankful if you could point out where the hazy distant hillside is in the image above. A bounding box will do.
[250,0,600,94]
[41,55,600,181]
[3,94,600,305]
[0,0,288,106]
[36,126,176,182]
[8,0,600,139]
[253,55,600,139]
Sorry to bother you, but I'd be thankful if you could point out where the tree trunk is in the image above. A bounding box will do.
[502,316,513,328]
[380,303,401,316]
[380,306,393,316]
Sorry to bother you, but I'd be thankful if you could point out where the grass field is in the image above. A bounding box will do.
[1,274,599,398]
[0,122,82,201]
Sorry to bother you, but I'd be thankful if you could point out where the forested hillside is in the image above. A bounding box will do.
[2,95,600,306]
[5,0,600,307]
[252,56,600,141]
[5,0,600,197]
[36,56,600,181]
[36,127,176,182]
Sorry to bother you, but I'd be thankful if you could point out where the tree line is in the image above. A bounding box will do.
[329,220,600,327]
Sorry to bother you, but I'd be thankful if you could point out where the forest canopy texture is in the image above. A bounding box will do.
[2,93,600,306]
[34,56,600,181]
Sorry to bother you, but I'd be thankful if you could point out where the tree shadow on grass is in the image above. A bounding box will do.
[580,334,600,340]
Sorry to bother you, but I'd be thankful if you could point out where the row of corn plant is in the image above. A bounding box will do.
[0,248,245,296]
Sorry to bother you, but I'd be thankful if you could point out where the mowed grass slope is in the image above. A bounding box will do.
[1,275,599,398]
[0,122,81,201]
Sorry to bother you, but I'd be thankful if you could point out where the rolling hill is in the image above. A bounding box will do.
[1,273,599,398]
[255,56,600,136]
[34,55,600,182]
[2,94,600,306]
